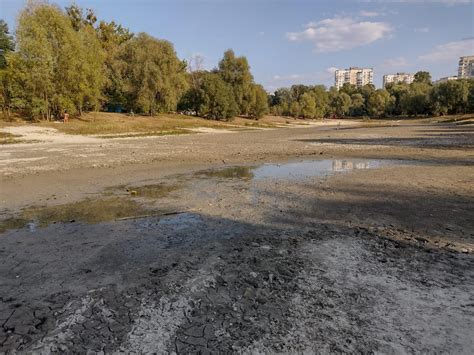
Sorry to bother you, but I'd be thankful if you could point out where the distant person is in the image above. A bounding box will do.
[64,111,69,123]
[130,110,134,117]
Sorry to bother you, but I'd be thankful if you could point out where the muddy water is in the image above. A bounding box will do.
[0,183,182,233]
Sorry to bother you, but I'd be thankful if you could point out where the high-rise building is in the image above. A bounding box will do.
[458,55,474,79]
[383,73,415,87]
[335,67,373,89]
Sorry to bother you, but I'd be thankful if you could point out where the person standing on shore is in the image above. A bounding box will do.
[64,111,69,123]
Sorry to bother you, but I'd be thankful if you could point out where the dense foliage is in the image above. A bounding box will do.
[0,2,472,121]
[0,3,267,120]
[269,75,474,119]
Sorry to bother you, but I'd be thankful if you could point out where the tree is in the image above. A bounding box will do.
[290,101,301,118]
[12,2,105,119]
[299,92,317,118]
[248,84,269,119]
[350,93,365,116]
[0,20,15,69]
[0,20,18,115]
[367,89,393,117]
[340,83,358,97]
[96,20,133,111]
[310,85,329,118]
[386,83,410,115]
[118,33,187,115]
[196,72,238,120]
[218,49,253,114]
[402,82,432,116]
[414,71,432,85]
[329,89,351,117]
[431,79,470,115]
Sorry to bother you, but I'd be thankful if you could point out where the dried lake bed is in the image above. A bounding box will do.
[1,120,473,352]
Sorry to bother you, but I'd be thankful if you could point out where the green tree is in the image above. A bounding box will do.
[0,20,15,69]
[340,83,358,97]
[248,84,269,119]
[350,93,365,116]
[414,71,432,85]
[329,89,351,117]
[299,92,317,118]
[431,79,470,115]
[118,33,187,115]
[290,101,301,118]
[196,72,238,120]
[12,2,105,119]
[402,82,432,115]
[386,83,410,115]
[367,89,393,117]
[218,49,253,114]
[310,85,329,118]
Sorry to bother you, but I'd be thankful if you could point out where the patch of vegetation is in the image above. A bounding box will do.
[0,131,22,144]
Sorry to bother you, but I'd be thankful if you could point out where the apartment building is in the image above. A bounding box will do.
[335,67,373,89]
[458,55,474,79]
[434,76,458,84]
[383,73,415,87]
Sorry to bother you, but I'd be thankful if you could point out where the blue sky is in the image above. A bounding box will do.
[1,0,473,90]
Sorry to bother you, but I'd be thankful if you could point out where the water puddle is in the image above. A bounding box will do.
[105,183,181,199]
[194,166,254,180]
[196,159,400,182]
[253,159,393,180]
[0,197,153,233]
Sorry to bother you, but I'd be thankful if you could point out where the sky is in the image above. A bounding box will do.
[1,0,473,91]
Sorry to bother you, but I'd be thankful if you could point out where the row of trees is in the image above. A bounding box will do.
[0,2,268,120]
[269,72,474,119]
[1,2,472,121]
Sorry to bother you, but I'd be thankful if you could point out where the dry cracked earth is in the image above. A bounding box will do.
[1,119,473,353]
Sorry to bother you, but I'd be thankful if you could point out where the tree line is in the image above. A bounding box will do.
[269,71,474,119]
[1,2,472,122]
[0,2,268,121]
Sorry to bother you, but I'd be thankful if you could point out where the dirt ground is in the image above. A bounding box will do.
[0,118,473,353]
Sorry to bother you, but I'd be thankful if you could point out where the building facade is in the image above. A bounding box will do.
[458,55,474,79]
[434,76,458,84]
[335,67,373,89]
[383,73,415,87]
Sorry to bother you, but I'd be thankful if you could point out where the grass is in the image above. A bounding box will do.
[36,112,275,136]
[0,112,290,137]
[0,132,23,144]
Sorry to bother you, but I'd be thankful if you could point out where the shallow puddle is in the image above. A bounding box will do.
[196,159,400,182]
[194,166,254,180]
[252,159,394,180]
[0,197,152,233]
[125,183,180,199]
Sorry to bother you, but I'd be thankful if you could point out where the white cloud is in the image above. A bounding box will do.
[286,17,392,52]
[326,67,339,74]
[272,74,303,81]
[418,39,474,62]
[414,27,430,33]
[359,10,380,17]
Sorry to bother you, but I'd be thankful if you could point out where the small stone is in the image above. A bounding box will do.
[243,287,254,299]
